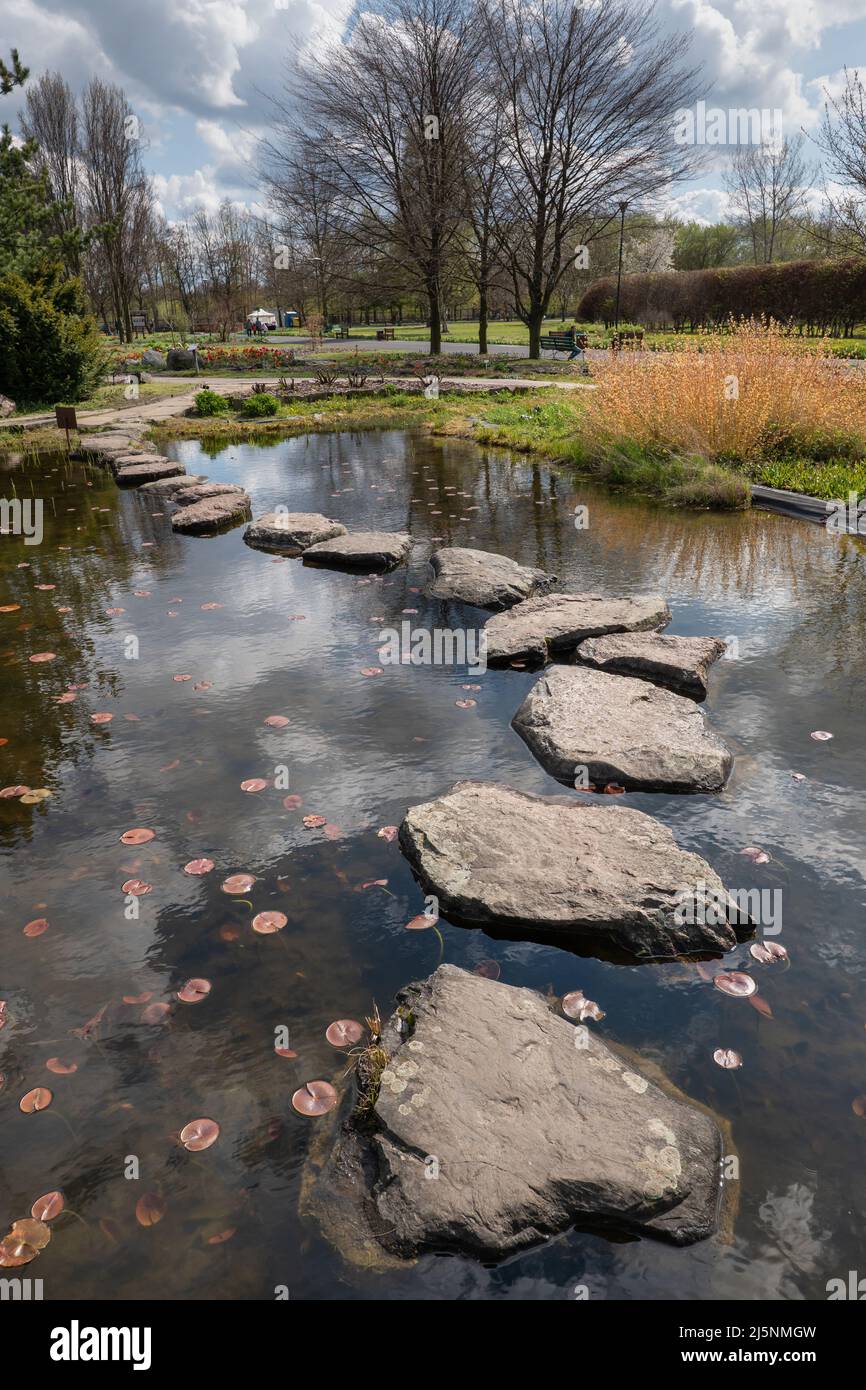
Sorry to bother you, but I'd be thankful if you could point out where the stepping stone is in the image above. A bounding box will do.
[171,491,252,534]
[512,666,732,792]
[108,451,167,474]
[398,780,744,957]
[115,459,186,487]
[427,546,556,610]
[244,512,347,553]
[303,530,412,571]
[71,434,139,463]
[484,592,671,665]
[137,474,208,497]
[170,482,246,507]
[302,963,727,1264]
[577,632,728,701]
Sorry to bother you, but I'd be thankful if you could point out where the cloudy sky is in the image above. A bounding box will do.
[0,0,864,224]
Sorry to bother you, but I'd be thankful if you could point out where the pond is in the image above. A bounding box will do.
[1,427,865,1301]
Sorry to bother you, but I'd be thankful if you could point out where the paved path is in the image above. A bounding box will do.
[10,374,594,432]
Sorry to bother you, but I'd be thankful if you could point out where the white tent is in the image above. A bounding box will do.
[246,308,277,326]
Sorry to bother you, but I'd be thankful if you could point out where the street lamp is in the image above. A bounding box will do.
[613,201,628,332]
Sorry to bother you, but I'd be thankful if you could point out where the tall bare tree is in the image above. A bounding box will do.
[814,67,866,253]
[80,78,154,340]
[462,84,508,353]
[479,0,701,356]
[19,72,83,276]
[724,135,812,263]
[259,138,348,321]
[271,0,481,352]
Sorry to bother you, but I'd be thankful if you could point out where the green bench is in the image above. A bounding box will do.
[539,330,588,358]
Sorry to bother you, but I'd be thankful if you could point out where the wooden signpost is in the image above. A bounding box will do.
[55,405,77,452]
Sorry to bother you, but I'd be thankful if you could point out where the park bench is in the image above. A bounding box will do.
[539,330,588,359]
[328,324,350,338]
[611,329,644,351]
[376,326,395,340]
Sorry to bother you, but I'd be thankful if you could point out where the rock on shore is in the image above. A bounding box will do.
[512,666,732,792]
[398,780,744,958]
[302,964,726,1262]
[427,546,556,610]
[484,592,671,665]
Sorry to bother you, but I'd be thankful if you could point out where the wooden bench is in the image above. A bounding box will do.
[376,326,395,341]
[611,329,644,351]
[539,331,588,358]
[328,324,350,338]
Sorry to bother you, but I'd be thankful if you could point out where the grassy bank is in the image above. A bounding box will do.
[9,380,197,419]
[147,386,751,510]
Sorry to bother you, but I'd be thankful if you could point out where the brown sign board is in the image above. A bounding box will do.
[55,406,78,431]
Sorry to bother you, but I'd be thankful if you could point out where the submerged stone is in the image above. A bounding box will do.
[398,779,744,958]
[302,964,726,1262]
[512,665,732,792]
[427,546,556,610]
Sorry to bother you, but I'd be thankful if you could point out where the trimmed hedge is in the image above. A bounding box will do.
[577,258,866,336]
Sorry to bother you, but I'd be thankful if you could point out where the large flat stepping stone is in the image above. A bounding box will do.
[170,482,246,507]
[399,780,744,957]
[577,632,727,701]
[244,512,347,553]
[427,546,556,610]
[115,458,186,487]
[137,474,208,496]
[513,666,732,793]
[71,434,140,463]
[484,592,671,665]
[171,491,252,534]
[303,964,726,1262]
[303,530,412,571]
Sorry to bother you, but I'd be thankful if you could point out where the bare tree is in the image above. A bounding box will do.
[724,135,812,263]
[271,0,481,353]
[192,202,258,338]
[462,83,508,353]
[80,79,154,340]
[814,67,866,253]
[259,138,348,321]
[19,72,83,276]
[479,0,701,357]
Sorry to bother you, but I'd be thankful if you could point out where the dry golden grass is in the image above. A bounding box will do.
[581,319,866,461]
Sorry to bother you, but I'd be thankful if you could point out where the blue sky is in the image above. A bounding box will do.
[1,0,864,224]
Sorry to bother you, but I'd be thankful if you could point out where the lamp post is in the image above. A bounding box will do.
[613,201,627,332]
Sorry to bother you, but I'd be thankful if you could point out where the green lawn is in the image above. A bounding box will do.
[102,321,866,356]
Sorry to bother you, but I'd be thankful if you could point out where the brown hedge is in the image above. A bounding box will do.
[576,258,866,336]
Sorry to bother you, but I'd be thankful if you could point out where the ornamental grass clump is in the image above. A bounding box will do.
[580,318,866,465]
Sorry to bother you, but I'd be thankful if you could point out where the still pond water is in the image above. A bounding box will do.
[1,427,865,1300]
